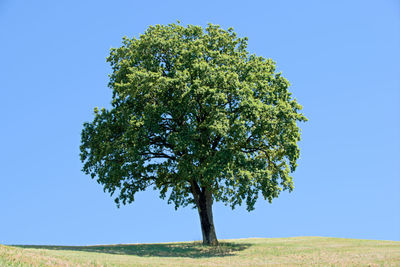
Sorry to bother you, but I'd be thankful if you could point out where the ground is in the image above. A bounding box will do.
[1,237,399,266]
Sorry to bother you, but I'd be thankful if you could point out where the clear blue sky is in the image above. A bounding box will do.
[1,0,399,245]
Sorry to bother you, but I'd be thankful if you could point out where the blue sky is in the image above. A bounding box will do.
[0,0,399,245]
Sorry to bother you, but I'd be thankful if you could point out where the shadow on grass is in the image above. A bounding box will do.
[15,241,252,258]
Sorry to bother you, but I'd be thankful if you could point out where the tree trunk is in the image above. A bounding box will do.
[190,181,218,246]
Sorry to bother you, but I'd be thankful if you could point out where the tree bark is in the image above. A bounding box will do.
[190,181,218,246]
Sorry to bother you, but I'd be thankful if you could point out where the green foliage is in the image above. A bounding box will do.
[80,23,307,211]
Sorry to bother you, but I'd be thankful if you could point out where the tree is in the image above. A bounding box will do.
[80,23,307,246]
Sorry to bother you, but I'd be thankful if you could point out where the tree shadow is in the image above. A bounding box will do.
[15,241,252,258]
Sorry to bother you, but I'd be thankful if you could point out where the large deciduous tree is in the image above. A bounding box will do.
[80,23,307,246]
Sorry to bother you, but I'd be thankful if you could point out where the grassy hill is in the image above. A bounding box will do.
[1,237,399,266]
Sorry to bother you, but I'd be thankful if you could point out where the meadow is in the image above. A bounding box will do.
[1,236,399,266]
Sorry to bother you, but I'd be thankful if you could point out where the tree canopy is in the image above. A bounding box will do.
[80,23,307,245]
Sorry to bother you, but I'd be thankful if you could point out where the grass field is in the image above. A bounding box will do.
[1,237,399,266]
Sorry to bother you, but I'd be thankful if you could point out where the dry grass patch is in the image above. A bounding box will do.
[1,237,399,266]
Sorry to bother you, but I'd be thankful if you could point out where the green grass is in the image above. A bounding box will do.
[1,237,399,266]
